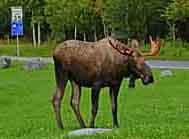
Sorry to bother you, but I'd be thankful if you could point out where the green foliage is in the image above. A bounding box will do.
[162,0,189,22]
[0,66,189,138]
[44,0,67,41]
[0,43,55,57]
[103,0,128,31]
[103,0,168,39]
[161,0,189,41]
[0,0,11,34]
[78,2,96,33]
[0,0,188,42]
[44,0,100,41]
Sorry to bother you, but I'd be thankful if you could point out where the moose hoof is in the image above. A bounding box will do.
[57,123,64,129]
[89,124,95,128]
[128,84,135,88]
[80,123,86,128]
[113,124,119,128]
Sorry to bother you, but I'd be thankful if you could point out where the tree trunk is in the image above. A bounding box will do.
[37,22,41,47]
[170,23,176,47]
[74,24,77,40]
[83,32,86,41]
[103,21,107,37]
[94,28,97,41]
[172,23,176,42]
[7,35,10,45]
[32,23,37,48]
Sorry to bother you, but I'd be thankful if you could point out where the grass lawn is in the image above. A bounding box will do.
[0,41,189,60]
[0,64,189,139]
[0,43,55,57]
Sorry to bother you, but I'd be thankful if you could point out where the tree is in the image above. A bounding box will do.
[27,0,45,47]
[103,0,167,41]
[162,0,189,41]
[45,0,100,41]
[64,0,81,40]
[1,0,188,44]
[103,0,128,38]
[0,0,10,39]
[79,1,97,41]
[91,0,107,38]
[44,0,67,41]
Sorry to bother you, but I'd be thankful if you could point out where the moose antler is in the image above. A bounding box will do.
[108,38,133,55]
[142,36,162,56]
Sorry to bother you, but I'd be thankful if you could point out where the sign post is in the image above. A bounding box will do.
[11,7,23,56]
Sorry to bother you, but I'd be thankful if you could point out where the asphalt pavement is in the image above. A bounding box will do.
[1,56,189,69]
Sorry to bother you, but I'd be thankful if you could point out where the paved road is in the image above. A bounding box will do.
[1,56,189,69]
[147,60,189,69]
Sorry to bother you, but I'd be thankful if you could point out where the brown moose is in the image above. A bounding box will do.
[52,37,154,129]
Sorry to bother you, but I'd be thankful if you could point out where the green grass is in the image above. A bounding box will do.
[1,41,189,60]
[0,43,55,57]
[0,64,189,139]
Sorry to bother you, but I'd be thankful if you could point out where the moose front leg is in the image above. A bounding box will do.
[128,73,139,88]
[70,81,86,128]
[109,83,121,128]
[89,86,101,128]
[128,76,136,88]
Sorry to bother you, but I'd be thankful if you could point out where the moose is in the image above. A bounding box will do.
[128,36,162,88]
[52,37,154,129]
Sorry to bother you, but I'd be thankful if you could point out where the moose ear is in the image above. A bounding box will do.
[149,35,152,41]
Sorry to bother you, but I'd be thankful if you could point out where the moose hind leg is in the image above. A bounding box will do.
[70,81,86,128]
[89,87,100,128]
[52,63,68,129]
[52,78,68,129]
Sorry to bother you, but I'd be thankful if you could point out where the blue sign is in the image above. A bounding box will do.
[11,21,23,37]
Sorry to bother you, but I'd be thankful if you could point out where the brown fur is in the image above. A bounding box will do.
[52,37,154,129]
[53,37,132,86]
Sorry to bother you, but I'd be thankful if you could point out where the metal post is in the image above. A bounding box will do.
[16,33,20,56]
[11,7,23,56]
